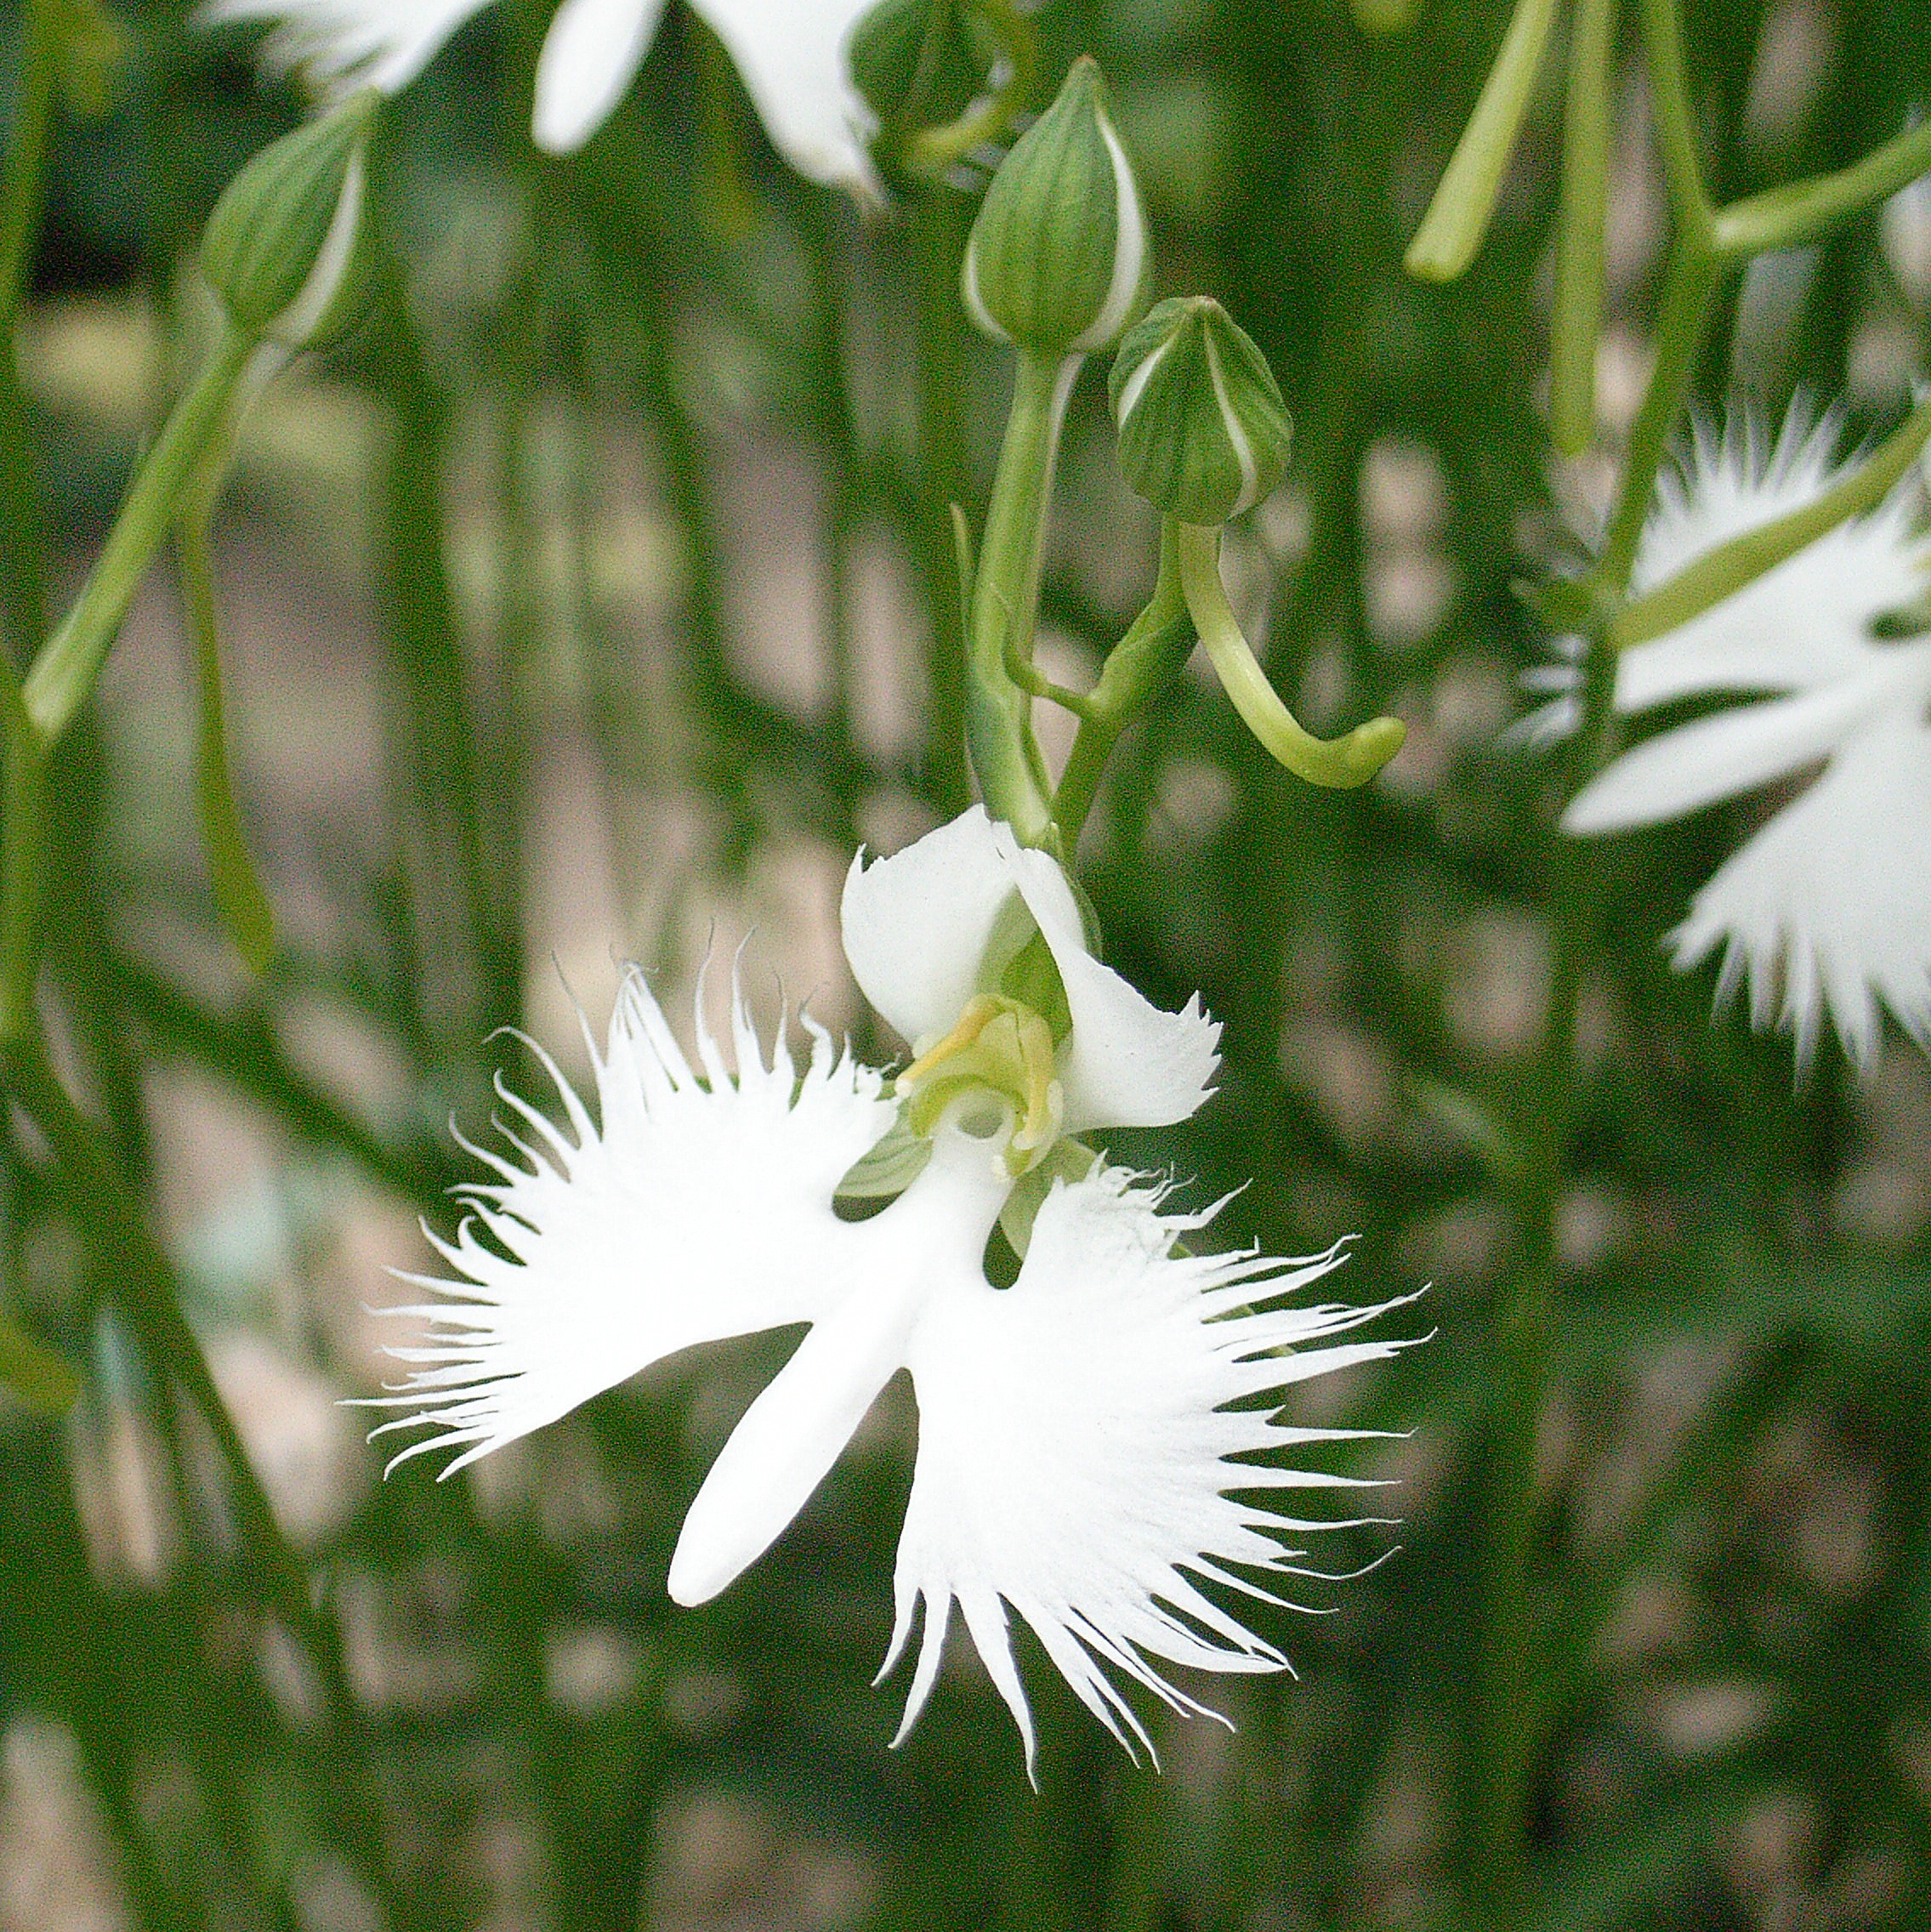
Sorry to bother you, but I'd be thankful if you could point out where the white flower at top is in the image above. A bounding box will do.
[366,806,1419,1772]
[202,0,882,190]
[1527,407,1931,1070]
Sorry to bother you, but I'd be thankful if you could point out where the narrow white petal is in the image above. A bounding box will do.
[198,0,489,97]
[1562,663,1906,835]
[991,819,1222,1131]
[1669,708,1931,1071]
[667,1127,1010,1605]
[531,0,666,152]
[842,806,1026,1049]
[881,1165,1423,1767]
[360,969,895,1475]
[667,1267,916,1606]
[691,0,880,195]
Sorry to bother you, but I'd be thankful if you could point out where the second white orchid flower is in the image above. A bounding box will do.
[367,807,1418,1772]
[1519,406,1931,1071]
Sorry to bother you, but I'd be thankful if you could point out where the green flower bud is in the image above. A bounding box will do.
[200,90,377,347]
[962,55,1146,356]
[848,0,988,136]
[1109,296,1291,524]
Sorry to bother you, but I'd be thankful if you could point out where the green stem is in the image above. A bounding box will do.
[967,348,1081,844]
[1549,0,1617,456]
[0,668,41,1036]
[1634,0,1713,242]
[806,196,860,760]
[1404,0,1560,281]
[0,0,58,666]
[179,513,275,971]
[1592,236,1718,593]
[22,326,256,745]
[0,0,57,317]
[1050,521,1194,847]
[1174,520,1405,787]
[912,184,973,815]
[1714,117,1931,258]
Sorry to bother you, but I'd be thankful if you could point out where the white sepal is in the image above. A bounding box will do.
[359,969,895,1476]
[842,805,1220,1132]
[880,1164,1425,1780]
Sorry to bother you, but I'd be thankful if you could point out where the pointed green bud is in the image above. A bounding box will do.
[849,0,988,136]
[1110,296,1291,524]
[200,90,377,347]
[961,55,1146,356]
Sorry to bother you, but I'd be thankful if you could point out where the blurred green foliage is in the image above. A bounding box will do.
[1,0,1929,1928]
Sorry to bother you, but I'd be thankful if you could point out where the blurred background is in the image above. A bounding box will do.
[3,0,1931,1925]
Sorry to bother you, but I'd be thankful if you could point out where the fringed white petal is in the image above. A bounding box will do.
[1668,709,1931,1071]
[1508,402,1927,748]
[1562,662,1905,835]
[880,1165,1423,1779]
[531,0,665,152]
[693,0,881,196]
[1617,409,1921,713]
[199,0,489,98]
[361,968,895,1476]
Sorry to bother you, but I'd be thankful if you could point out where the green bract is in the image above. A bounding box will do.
[199,89,377,345]
[1110,296,1292,525]
[849,0,988,135]
[961,56,1145,356]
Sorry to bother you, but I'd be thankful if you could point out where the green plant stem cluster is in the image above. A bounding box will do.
[1407,0,1931,1917]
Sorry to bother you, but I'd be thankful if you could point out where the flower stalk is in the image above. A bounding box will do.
[965,347,1080,844]
[1548,0,1617,455]
[1174,520,1405,788]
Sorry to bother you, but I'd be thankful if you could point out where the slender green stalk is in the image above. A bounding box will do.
[1714,117,1931,257]
[23,327,256,744]
[1051,522,1194,846]
[806,196,860,759]
[1634,0,1713,242]
[0,0,58,666]
[179,514,275,971]
[1549,0,1617,455]
[1591,236,1718,592]
[911,184,973,814]
[1404,0,1560,281]
[1174,520,1405,787]
[0,668,41,1036]
[0,0,57,315]
[967,349,1081,844]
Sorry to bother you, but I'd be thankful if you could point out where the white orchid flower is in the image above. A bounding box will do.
[202,0,882,190]
[366,806,1419,1771]
[1515,409,1931,1071]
